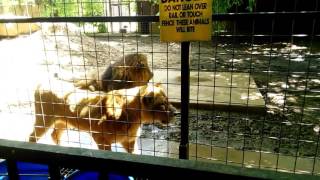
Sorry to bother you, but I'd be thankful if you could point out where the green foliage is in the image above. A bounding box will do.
[36,0,76,17]
[213,0,241,13]
[247,0,255,12]
[82,1,104,16]
[37,0,105,31]
[213,0,255,13]
[211,0,255,32]
[37,0,104,17]
[97,23,107,33]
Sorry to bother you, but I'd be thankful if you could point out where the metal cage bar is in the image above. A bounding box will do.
[0,11,319,23]
[0,2,319,178]
[0,139,318,179]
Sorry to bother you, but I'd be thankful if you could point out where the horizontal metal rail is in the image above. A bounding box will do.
[0,11,319,23]
[0,139,318,179]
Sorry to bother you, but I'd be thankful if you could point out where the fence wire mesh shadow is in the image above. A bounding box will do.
[0,0,320,178]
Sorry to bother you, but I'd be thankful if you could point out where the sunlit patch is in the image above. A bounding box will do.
[268,93,285,106]
[290,44,308,50]
[311,79,320,84]
[291,55,305,62]
[240,92,263,101]
[281,83,290,89]
[0,113,34,141]
[228,58,242,63]
[313,125,320,134]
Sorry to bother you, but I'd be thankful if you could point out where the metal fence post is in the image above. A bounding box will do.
[179,41,190,160]
[48,164,61,179]
[7,158,18,180]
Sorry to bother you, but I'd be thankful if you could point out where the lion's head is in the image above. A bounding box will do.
[138,83,177,125]
[102,83,177,126]
[123,53,153,83]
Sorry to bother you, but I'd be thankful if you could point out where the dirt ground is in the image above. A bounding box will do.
[0,24,319,158]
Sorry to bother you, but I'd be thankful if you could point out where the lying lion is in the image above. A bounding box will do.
[29,83,176,153]
[73,53,153,92]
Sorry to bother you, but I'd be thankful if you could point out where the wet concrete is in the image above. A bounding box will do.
[152,70,265,112]
[136,138,320,175]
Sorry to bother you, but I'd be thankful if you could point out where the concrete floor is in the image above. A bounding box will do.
[152,70,265,112]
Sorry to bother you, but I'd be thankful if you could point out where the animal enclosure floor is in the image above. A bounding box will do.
[152,70,265,112]
[0,28,319,174]
[137,138,320,175]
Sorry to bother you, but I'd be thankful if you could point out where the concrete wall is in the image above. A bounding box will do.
[0,5,41,37]
[0,5,41,17]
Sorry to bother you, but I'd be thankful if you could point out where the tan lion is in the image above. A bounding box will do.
[29,83,176,153]
[74,53,153,92]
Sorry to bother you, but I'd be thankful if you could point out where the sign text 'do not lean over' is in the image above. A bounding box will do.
[160,0,212,42]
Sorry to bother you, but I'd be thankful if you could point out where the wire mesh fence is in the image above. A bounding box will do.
[0,0,319,177]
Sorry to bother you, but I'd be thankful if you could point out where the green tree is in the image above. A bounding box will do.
[82,0,104,16]
[212,0,256,13]
[36,0,104,17]
[35,0,77,17]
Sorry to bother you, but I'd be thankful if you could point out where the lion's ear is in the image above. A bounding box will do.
[154,83,161,87]
[106,93,123,120]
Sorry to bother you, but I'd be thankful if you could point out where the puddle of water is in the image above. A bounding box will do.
[136,139,320,175]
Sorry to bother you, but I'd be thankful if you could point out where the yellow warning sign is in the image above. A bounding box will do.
[160,0,212,42]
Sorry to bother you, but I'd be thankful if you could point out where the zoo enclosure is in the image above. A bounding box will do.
[0,0,320,178]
